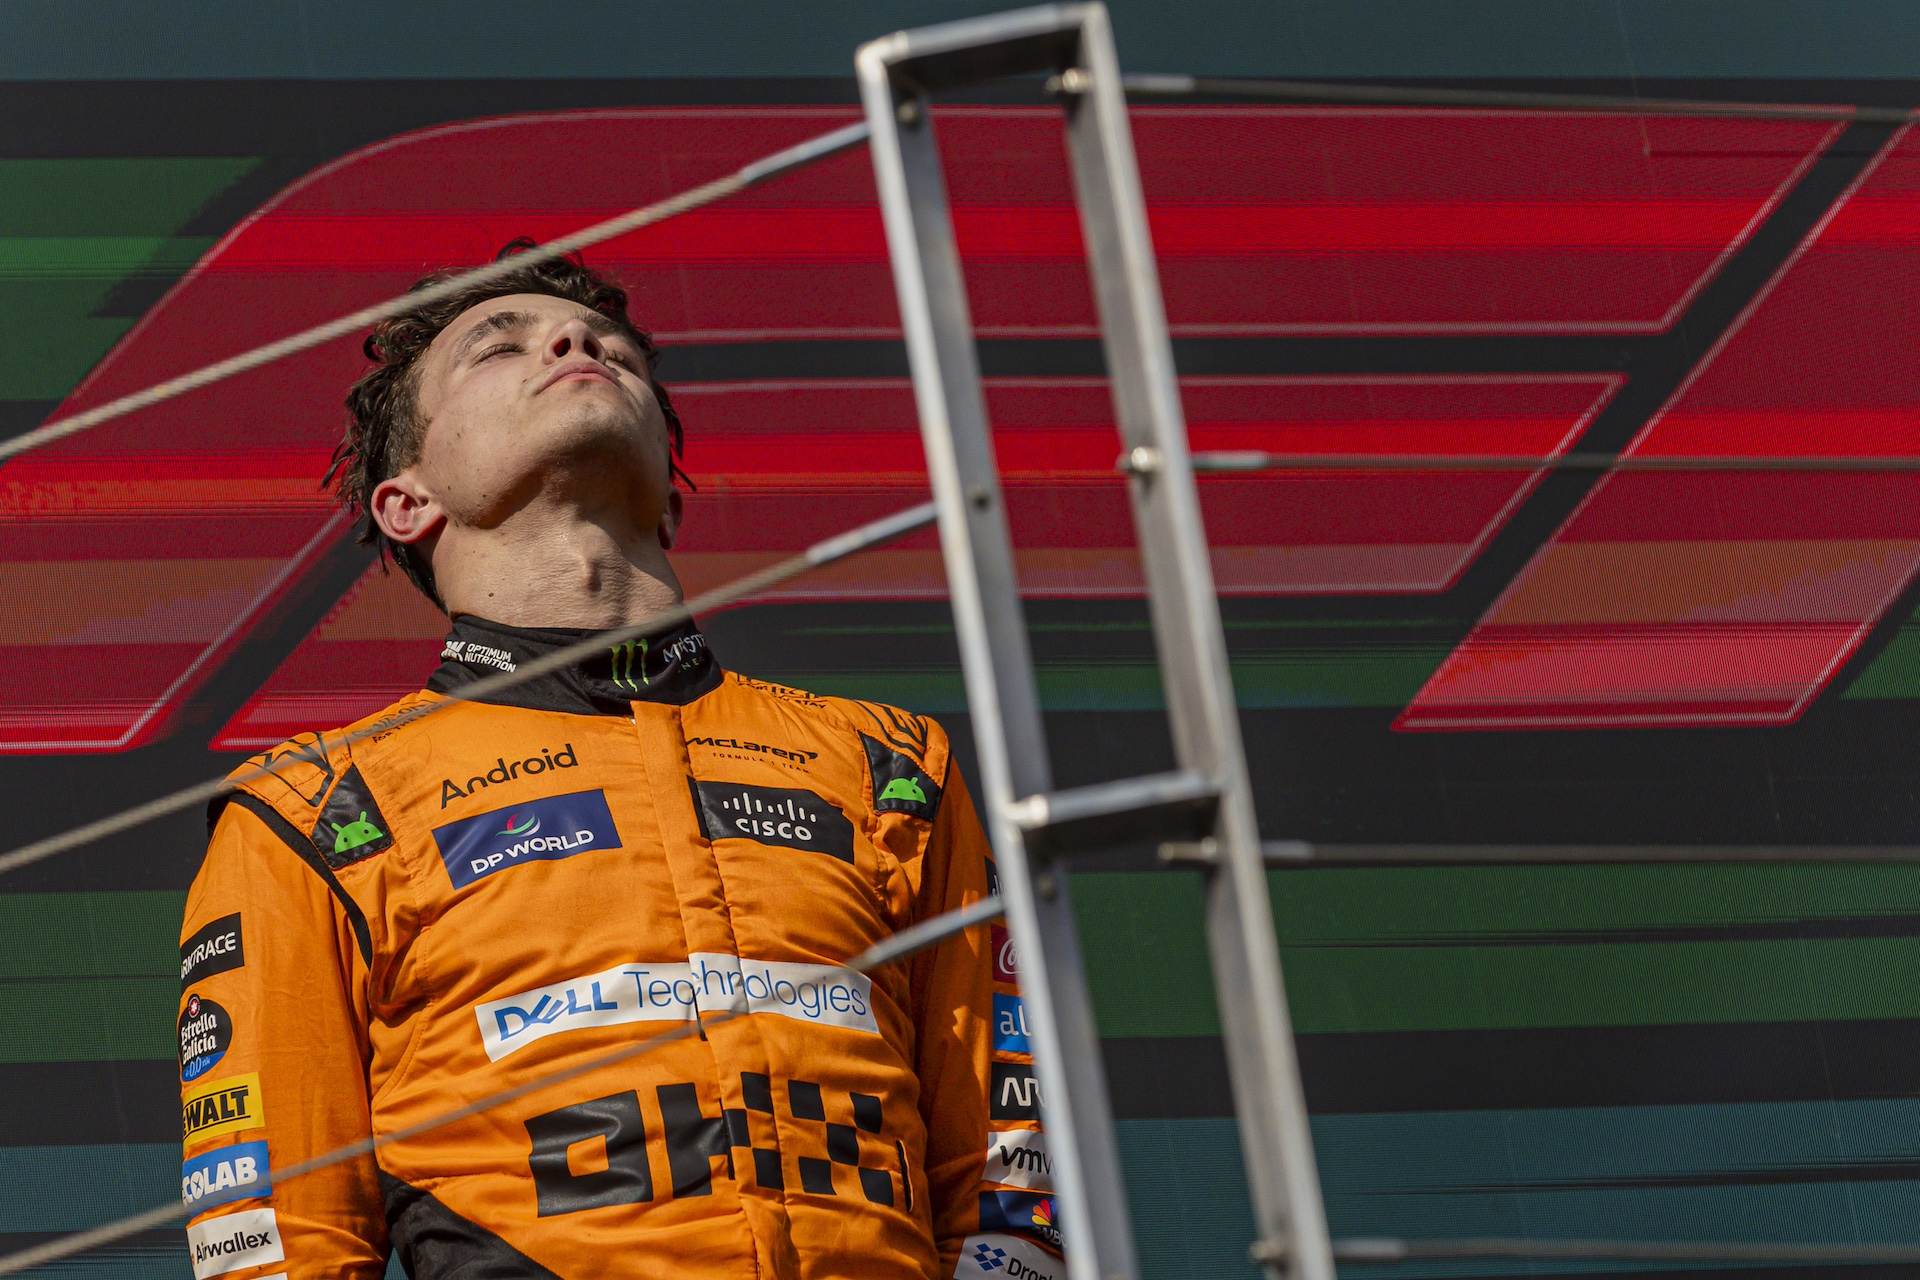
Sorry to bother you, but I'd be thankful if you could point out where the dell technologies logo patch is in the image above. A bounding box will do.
[431,789,623,889]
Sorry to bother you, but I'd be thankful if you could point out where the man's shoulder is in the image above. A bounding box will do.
[216,690,439,854]
[719,672,953,796]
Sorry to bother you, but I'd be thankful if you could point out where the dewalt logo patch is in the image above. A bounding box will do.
[183,1071,264,1146]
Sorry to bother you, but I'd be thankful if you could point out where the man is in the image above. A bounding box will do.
[176,244,1053,1280]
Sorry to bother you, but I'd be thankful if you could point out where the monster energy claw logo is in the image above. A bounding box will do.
[609,638,649,691]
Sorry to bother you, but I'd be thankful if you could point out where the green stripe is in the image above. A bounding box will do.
[0,978,176,1062]
[0,158,256,400]
[1846,619,1920,698]
[1073,868,1920,1037]
[0,892,182,979]
[0,160,256,236]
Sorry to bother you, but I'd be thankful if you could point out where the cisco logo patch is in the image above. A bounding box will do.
[690,779,854,863]
[431,789,623,889]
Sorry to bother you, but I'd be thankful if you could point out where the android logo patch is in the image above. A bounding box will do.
[332,813,384,854]
[312,765,395,868]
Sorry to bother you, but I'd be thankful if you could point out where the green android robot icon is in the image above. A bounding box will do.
[877,777,927,805]
[331,812,386,855]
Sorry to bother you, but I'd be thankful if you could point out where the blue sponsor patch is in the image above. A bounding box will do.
[978,1190,1062,1251]
[993,993,1030,1054]
[432,789,623,888]
[182,1140,271,1214]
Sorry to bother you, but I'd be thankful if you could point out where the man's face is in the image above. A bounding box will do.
[398,292,675,534]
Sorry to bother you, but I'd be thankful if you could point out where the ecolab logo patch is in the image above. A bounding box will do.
[476,954,877,1061]
[954,1233,1061,1280]
[186,1207,283,1280]
[431,788,622,888]
[183,1072,264,1145]
[984,1128,1052,1192]
[181,1140,270,1214]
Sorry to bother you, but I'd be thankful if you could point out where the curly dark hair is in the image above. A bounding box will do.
[325,238,686,608]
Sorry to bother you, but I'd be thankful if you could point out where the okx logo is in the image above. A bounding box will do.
[432,789,623,888]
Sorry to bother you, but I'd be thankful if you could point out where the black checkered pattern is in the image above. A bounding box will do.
[731,1073,902,1204]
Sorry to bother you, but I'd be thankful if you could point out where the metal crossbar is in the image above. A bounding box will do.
[1122,72,1920,124]
[860,7,1330,1279]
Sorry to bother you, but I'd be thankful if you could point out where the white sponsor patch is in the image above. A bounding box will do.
[982,1128,1052,1192]
[187,1208,283,1280]
[476,954,876,1061]
[475,962,700,1062]
[954,1233,1062,1280]
[687,953,877,1033]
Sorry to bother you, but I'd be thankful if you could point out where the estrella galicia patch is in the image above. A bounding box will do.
[689,779,855,863]
[179,993,233,1083]
[861,734,942,821]
[180,913,243,990]
[432,789,623,889]
[314,765,394,869]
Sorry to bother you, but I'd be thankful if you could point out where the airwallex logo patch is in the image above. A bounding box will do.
[186,1207,282,1280]
[431,789,622,889]
[475,953,878,1061]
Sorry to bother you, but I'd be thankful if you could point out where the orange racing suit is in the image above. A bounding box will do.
[177,617,1057,1280]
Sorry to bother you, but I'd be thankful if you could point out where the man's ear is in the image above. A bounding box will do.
[658,487,684,551]
[370,471,445,545]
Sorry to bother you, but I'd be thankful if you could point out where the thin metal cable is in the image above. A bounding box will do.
[1123,73,1919,124]
[0,120,871,466]
[1331,1237,1920,1263]
[1177,451,1920,474]
[0,892,1005,1276]
[0,498,936,881]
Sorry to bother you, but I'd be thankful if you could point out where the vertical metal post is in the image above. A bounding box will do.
[1053,12,1335,1280]
[859,9,1334,1280]
[859,16,1141,1280]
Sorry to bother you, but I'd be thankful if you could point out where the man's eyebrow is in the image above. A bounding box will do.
[448,309,533,364]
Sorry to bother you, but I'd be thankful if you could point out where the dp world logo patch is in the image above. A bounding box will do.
[432,789,623,888]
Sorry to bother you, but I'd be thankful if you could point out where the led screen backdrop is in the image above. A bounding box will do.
[9,20,1920,1280]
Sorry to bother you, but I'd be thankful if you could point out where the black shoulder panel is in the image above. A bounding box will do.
[861,733,943,822]
[225,793,374,967]
[314,765,395,869]
[382,1172,565,1280]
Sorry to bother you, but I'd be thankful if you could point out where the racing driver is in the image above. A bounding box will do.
[175,243,1055,1280]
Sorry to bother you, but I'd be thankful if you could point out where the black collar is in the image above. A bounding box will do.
[426,615,722,716]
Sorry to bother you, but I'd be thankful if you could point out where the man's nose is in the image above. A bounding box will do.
[544,318,606,363]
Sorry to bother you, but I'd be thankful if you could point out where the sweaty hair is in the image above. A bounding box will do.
[325,238,686,608]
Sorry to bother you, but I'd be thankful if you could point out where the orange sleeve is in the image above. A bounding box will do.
[907,763,999,1273]
[179,797,387,1280]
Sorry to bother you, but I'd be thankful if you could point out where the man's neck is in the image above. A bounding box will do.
[432,505,682,630]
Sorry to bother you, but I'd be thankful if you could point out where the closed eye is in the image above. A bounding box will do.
[474,343,520,362]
